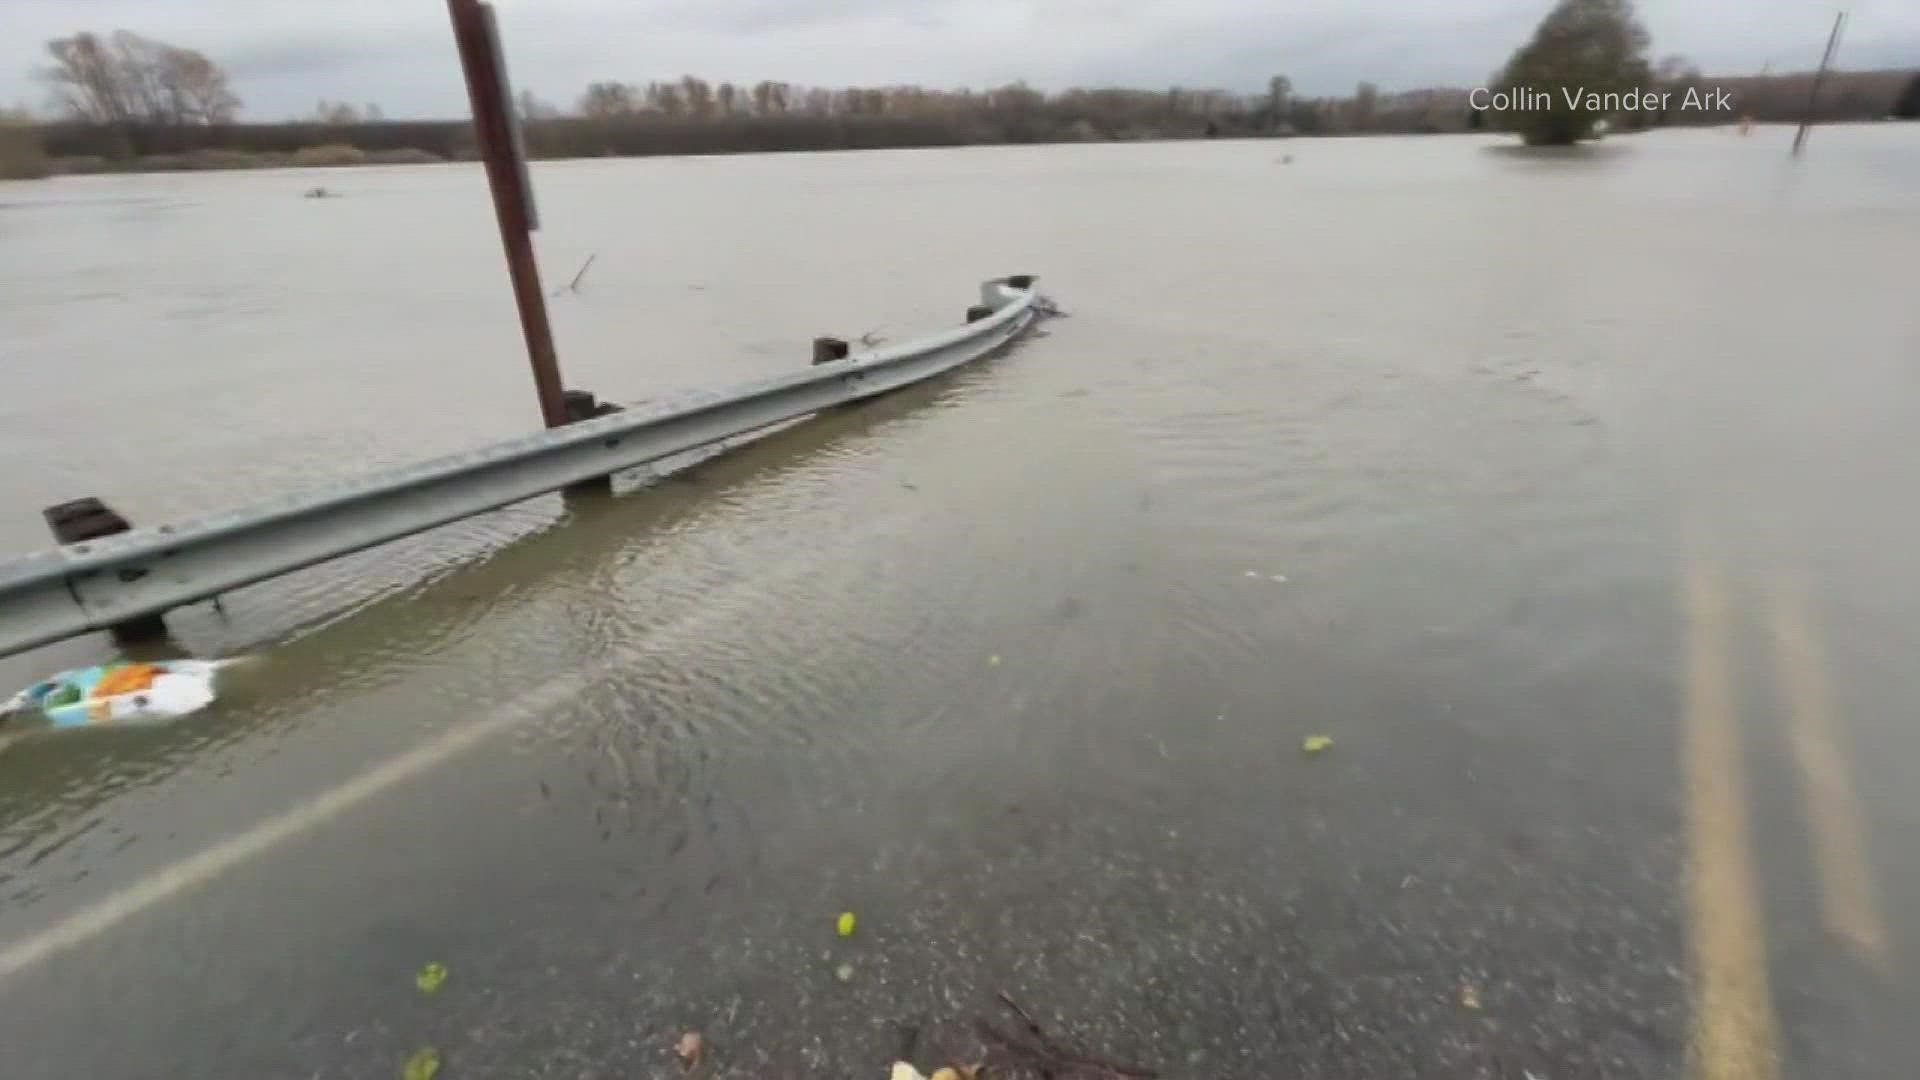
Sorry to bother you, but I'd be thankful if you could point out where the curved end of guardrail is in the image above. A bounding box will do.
[981,274,1039,310]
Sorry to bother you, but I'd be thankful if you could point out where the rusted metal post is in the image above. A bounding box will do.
[446,0,569,429]
[1792,11,1847,157]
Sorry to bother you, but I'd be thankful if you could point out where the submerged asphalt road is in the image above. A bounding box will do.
[1,128,1918,1078]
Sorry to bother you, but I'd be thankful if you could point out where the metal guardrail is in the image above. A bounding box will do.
[0,276,1041,659]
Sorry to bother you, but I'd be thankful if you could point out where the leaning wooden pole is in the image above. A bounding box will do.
[1792,11,1848,157]
[446,0,569,429]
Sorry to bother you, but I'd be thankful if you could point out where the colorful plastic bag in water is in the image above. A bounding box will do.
[2,660,234,729]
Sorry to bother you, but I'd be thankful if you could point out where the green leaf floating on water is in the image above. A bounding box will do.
[402,1047,441,1080]
[415,962,448,994]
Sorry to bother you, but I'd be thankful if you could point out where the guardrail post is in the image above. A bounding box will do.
[0,277,1042,660]
[561,389,623,497]
[563,389,621,422]
[966,305,993,322]
[41,498,168,645]
[812,337,850,365]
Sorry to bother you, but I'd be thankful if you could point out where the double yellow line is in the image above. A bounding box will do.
[1763,575,1889,967]
[1682,546,1890,1080]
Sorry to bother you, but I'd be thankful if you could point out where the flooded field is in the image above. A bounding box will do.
[1,125,1918,1077]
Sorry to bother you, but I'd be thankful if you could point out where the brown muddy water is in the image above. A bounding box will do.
[0,125,1917,1078]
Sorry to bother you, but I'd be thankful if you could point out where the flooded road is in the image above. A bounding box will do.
[1,125,1917,1078]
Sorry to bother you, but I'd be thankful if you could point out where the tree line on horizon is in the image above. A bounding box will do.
[4,5,1917,177]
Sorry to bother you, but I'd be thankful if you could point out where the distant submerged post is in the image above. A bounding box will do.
[445,0,569,429]
[1792,10,1848,157]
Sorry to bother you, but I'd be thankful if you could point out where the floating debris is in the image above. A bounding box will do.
[837,911,858,937]
[1302,735,1334,754]
[674,1030,704,1068]
[2,659,241,729]
[415,961,448,995]
[565,252,597,293]
[987,655,1001,667]
[401,1046,441,1080]
[890,1062,976,1080]
[1459,983,1483,1010]
[835,962,856,983]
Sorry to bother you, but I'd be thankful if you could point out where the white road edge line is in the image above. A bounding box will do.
[0,668,592,982]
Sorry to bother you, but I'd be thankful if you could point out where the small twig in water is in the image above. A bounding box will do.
[560,253,597,294]
[997,992,1048,1042]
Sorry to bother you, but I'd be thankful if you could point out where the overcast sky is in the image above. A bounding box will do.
[4,0,1916,120]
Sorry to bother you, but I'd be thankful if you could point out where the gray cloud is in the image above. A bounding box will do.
[3,0,1915,120]
[219,33,441,82]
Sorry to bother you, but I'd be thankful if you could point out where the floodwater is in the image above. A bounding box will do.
[0,125,1917,1078]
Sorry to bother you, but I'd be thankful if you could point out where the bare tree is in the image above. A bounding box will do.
[1653,54,1697,82]
[515,89,558,120]
[680,75,713,119]
[1645,54,1702,126]
[989,82,1043,113]
[151,37,239,122]
[1354,81,1379,128]
[1268,75,1292,117]
[577,81,638,118]
[41,33,131,123]
[314,99,361,124]
[41,30,239,124]
[178,54,240,122]
[647,81,685,118]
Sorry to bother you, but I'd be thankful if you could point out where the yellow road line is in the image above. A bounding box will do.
[1684,554,1782,1080]
[1763,573,1890,969]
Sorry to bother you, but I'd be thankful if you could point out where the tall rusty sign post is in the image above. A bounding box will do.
[446,0,569,429]
[1792,10,1848,158]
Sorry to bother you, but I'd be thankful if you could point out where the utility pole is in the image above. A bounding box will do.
[1792,10,1848,157]
[445,0,569,429]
